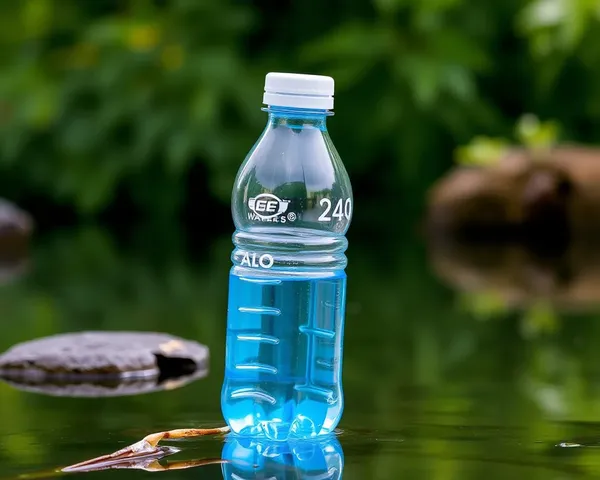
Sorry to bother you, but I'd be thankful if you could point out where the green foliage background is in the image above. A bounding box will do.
[1,0,600,219]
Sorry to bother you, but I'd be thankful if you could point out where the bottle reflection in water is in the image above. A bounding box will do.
[221,435,343,480]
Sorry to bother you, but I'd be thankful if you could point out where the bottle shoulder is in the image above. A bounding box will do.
[232,125,353,234]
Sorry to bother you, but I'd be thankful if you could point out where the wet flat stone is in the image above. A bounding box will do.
[0,331,209,381]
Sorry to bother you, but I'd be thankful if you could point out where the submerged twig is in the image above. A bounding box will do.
[61,426,230,473]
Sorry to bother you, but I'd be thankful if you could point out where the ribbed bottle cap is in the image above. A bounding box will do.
[263,72,334,110]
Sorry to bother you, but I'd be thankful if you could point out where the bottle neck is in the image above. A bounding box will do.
[264,106,331,131]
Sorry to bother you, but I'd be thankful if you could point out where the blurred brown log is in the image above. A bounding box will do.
[427,145,600,238]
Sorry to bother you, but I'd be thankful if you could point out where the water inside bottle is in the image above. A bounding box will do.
[221,270,346,440]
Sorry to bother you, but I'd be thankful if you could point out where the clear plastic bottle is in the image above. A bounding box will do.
[221,72,352,440]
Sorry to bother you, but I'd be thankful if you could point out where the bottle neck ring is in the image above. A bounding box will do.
[263,106,331,130]
[263,106,333,116]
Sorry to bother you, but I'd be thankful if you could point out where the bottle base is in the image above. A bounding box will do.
[227,418,337,442]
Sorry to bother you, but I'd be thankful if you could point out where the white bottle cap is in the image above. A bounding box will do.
[263,72,334,110]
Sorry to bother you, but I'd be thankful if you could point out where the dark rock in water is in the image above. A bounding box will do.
[0,198,33,238]
[0,199,31,285]
[0,331,209,382]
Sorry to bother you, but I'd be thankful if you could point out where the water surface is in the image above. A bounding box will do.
[1,227,600,478]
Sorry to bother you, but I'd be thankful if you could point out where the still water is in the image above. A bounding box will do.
[2,226,600,478]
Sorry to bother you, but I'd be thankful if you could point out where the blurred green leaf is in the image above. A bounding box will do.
[374,0,403,15]
[455,136,509,167]
[400,56,441,107]
[166,131,194,175]
[0,0,598,219]
[23,0,53,39]
[519,0,599,53]
[457,290,509,321]
[516,114,560,149]
[301,23,392,64]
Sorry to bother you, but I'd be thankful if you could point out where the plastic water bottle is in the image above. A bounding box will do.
[221,72,353,440]
[221,435,344,479]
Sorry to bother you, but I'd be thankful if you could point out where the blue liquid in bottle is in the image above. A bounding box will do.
[221,73,353,440]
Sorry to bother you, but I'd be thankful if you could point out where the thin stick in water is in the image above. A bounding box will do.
[61,426,230,473]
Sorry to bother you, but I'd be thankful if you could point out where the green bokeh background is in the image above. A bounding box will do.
[2,0,600,221]
[2,1,600,478]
